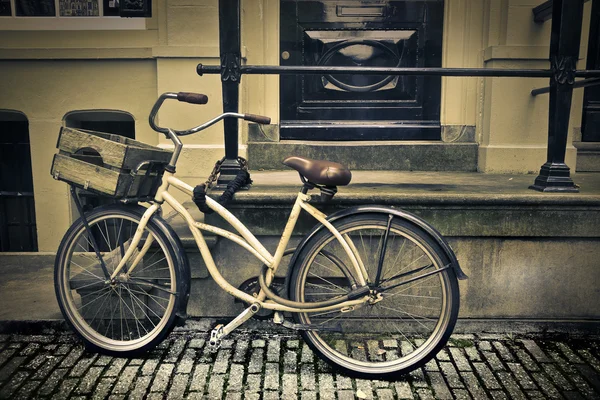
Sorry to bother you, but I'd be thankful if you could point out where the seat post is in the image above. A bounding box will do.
[301,183,313,194]
[299,173,315,194]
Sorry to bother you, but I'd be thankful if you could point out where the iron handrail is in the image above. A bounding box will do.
[531,77,600,96]
[198,64,600,78]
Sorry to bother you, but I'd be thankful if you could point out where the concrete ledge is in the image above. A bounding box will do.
[206,171,600,238]
[248,141,478,171]
[1,171,598,324]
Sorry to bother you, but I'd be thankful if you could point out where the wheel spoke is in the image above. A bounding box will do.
[292,214,457,376]
[58,208,178,352]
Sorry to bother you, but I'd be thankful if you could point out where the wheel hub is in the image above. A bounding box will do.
[368,292,384,305]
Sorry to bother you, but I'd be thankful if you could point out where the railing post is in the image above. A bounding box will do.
[530,0,585,192]
[217,0,242,187]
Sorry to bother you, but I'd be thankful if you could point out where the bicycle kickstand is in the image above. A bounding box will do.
[208,303,261,352]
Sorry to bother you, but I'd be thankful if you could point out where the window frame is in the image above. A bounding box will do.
[0,0,146,30]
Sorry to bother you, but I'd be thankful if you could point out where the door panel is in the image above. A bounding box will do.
[280,0,443,141]
[582,0,600,142]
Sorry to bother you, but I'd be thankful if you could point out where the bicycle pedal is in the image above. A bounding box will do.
[207,324,224,353]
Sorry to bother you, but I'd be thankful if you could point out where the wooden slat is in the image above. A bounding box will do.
[57,127,172,171]
[57,127,127,170]
[51,154,120,197]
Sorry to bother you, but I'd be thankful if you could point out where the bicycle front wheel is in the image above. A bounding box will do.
[289,212,459,379]
[54,205,182,356]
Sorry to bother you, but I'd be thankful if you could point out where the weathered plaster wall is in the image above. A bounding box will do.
[0,60,157,251]
[476,0,592,173]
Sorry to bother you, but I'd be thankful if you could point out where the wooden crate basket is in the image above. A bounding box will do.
[50,127,173,199]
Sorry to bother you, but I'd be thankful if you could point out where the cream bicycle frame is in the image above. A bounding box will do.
[109,170,372,314]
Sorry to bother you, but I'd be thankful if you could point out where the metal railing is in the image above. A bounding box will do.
[206,0,596,193]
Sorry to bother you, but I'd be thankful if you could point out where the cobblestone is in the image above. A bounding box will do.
[0,325,597,399]
[267,338,281,362]
[393,381,413,399]
[428,371,453,399]
[188,364,209,392]
[150,363,174,392]
[263,362,280,390]
[245,373,261,392]
[300,363,315,391]
[247,347,264,374]
[212,348,232,374]
[227,363,244,392]
[169,373,190,399]
[232,339,249,363]
[207,374,225,399]
[450,347,472,371]
[282,373,298,397]
[318,373,335,399]
[111,365,139,394]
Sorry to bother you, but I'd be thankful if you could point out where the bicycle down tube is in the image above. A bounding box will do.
[108,171,372,314]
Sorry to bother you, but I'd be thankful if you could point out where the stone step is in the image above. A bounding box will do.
[247,140,478,171]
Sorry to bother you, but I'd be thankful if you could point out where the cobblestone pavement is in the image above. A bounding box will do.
[0,322,599,399]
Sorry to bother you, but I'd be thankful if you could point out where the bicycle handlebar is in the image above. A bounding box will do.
[244,113,272,124]
[149,92,271,139]
[176,92,209,105]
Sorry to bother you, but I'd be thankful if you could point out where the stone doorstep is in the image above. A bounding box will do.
[247,141,479,171]
[574,141,600,172]
[184,170,600,239]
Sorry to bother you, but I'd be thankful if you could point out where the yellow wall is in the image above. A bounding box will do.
[0,0,592,251]
[476,0,591,173]
[0,60,158,250]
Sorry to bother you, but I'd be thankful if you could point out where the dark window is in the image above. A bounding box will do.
[0,0,12,16]
[0,112,38,252]
[16,0,56,16]
[64,111,135,214]
[65,110,135,139]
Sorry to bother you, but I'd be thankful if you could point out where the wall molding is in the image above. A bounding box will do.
[484,45,587,62]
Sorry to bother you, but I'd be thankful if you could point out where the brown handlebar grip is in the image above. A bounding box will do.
[244,114,271,124]
[177,92,209,105]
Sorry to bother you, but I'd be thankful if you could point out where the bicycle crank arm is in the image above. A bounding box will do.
[208,303,261,352]
[273,312,343,332]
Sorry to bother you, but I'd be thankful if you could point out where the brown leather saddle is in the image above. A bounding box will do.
[283,156,352,186]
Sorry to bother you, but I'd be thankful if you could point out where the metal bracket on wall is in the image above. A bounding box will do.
[220,53,241,83]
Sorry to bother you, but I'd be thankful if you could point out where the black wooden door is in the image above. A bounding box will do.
[280,0,444,140]
[0,119,38,251]
[582,0,600,142]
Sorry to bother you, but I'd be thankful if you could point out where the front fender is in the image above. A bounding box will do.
[123,205,191,323]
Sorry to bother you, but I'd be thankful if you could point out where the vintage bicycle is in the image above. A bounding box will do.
[51,91,467,379]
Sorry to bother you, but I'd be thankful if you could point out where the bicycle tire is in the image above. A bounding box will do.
[289,212,459,379]
[54,204,184,356]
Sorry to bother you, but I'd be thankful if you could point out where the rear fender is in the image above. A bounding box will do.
[285,205,467,295]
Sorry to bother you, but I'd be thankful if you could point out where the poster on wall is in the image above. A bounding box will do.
[103,0,119,16]
[119,0,151,18]
[59,0,99,16]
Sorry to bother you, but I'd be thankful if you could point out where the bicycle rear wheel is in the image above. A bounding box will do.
[54,205,182,356]
[289,212,459,379]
